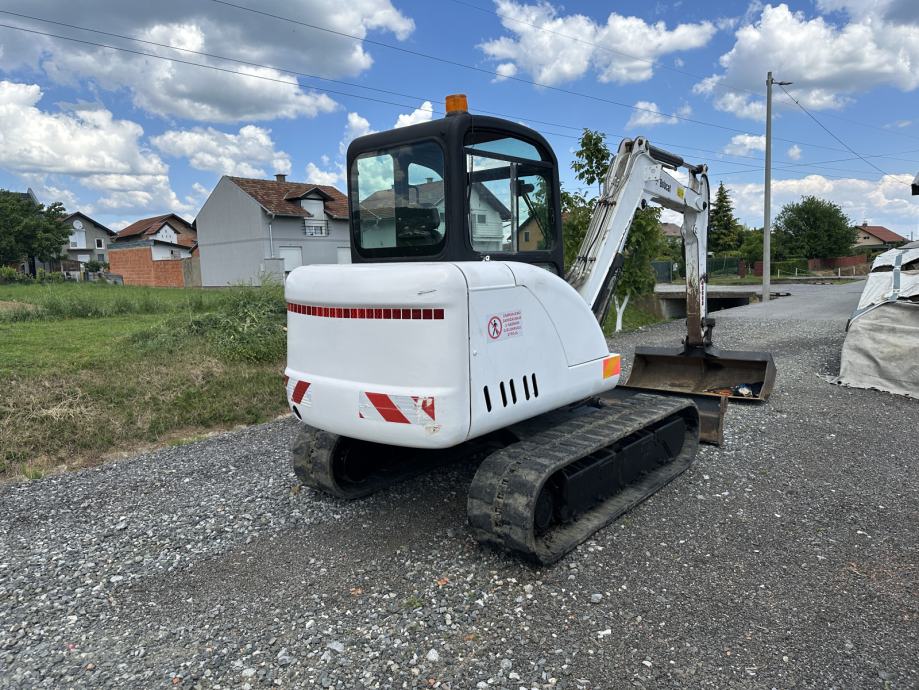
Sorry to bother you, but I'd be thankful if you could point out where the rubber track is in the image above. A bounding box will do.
[290,425,506,500]
[290,425,359,498]
[467,393,699,564]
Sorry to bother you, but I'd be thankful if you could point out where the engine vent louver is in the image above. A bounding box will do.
[484,373,540,412]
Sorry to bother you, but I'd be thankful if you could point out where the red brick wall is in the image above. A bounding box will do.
[808,255,868,270]
[109,246,186,287]
[151,257,185,287]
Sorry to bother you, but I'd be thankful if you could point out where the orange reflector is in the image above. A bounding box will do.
[602,355,621,379]
[445,93,468,114]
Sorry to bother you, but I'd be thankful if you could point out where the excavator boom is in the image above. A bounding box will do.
[564,137,775,437]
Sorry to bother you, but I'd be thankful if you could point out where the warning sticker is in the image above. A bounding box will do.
[486,310,522,342]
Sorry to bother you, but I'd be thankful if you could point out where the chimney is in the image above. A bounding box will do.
[426,177,433,184]
[275,173,287,182]
[862,221,868,227]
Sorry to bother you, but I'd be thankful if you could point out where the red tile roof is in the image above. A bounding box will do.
[59,211,116,236]
[859,224,906,244]
[116,214,196,247]
[227,177,349,219]
[661,222,682,237]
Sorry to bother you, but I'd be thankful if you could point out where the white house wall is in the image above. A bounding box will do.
[270,216,350,266]
[150,243,191,261]
[196,177,272,286]
[196,176,351,286]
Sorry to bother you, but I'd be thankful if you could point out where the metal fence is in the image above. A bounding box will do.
[708,256,740,276]
[652,260,675,283]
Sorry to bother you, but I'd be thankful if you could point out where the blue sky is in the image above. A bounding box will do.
[0,0,917,238]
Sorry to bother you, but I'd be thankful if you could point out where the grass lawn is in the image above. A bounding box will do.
[607,303,665,333]
[707,274,766,285]
[1,283,287,480]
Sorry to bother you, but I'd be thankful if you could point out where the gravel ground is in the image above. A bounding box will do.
[2,284,917,689]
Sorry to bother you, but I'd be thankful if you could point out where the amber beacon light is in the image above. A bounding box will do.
[445,93,468,114]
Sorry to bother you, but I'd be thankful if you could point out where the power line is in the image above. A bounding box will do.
[448,0,919,145]
[206,0,851,152]
[2,16,915,183]
[0,23,428,112]
[778,84,903,182]
[0,13,839,170]
[0,10,447,108]
[776,91,919,143]
[443,0,762,98]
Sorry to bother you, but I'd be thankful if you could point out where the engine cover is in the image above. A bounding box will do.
[285,261,620,449]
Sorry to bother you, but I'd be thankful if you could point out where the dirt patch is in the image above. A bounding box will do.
[0,300,36,312]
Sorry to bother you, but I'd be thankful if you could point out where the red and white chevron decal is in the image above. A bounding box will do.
[285,376,312,406]
[359,392,436,425]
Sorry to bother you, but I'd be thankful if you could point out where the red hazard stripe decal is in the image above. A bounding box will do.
[291,381,311,404]
[363,392,411,424]
[413,395,436,421]
[287,303,444,320]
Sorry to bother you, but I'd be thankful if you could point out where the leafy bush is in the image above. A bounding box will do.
[129,283,286,363]
[0,266,28,284]
[35,268,63,284]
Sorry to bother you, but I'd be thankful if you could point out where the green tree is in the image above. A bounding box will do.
[611,206,664,332]
[0,191,68,271]
[708,182,741,253]
[739,227,764,265]
[560,189,593,268]
[773,195,855,259]
[571,128,611,197]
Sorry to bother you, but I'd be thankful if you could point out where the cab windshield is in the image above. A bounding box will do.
[351,140,446,257]
[464,132,556,255]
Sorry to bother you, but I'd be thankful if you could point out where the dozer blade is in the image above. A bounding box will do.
[603,386,727,446]
[625,344,777,404]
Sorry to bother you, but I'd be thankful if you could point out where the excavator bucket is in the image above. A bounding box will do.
[626,344,776,401]
[622,344,776,444]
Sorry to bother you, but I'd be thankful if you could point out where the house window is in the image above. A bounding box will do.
[95,238,104,249]
[524,230,531,243]
[303,221,328,237]
[97,253,105,262]
[476,214,487,225]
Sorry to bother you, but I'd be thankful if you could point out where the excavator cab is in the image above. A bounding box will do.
[347,100,564,275]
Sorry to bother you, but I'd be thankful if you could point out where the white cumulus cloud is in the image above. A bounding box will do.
[787,144,802,160]
[694,3,919,120]
[0,0,414,123]
[626,101,691,129]
[394,101,434,128]
[152,125,291,177]
[0,80,188,215]
[479,0,716,86]
[724,134,766,156]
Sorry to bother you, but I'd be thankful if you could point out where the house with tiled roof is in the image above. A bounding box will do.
[854,222,907,249]
[108,214,197,287]
[59,212,116,274]
[194,174,350,286]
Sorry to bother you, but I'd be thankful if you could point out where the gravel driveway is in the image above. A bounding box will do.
[2,283,916,689]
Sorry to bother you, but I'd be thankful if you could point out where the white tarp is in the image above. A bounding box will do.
[827,244,919,398]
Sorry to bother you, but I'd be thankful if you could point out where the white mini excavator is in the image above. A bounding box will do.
[285,95,774,563]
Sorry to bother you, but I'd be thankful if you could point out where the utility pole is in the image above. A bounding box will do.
[763,71,791,303]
